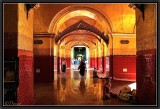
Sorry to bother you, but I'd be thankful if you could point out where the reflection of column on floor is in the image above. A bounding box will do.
[93,78,98,89]
[57,76,66,104]
[93,78,102,104]
[98,80,103,104]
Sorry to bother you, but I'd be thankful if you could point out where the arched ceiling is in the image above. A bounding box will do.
[64,40,96,49]
[34,4,136,50]
[63,35,97,45]
[56,18,109,50]
[48,6,112,34]
[55,20,109,46]
[58,16,103,33]
[59,29,100,49]
[34,4,135,34]
[59,30,100,44]
[62,39,98,50]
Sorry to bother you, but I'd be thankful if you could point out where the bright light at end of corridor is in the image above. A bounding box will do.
[128,82,136,90]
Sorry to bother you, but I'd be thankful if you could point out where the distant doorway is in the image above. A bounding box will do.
[71,46,90,70]
[74,47,86,62]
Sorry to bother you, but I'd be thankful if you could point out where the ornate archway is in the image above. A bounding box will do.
[48,5,113,34]
[55,20,109,45]
[59,31,101,43]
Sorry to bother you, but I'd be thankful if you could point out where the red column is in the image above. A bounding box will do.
[90,57,92,68]
[90,57,93,68]
[94,57,97,68]
[109,55,113,79]
[103,56,106,74]
[97,57,101,70]
[136,50,156,105]
[57,46,60,73]
[66,57,71,68]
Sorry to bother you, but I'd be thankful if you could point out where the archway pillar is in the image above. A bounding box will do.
[65,49,71,68]
[96,42,101,70]
[4,4,36,105]
[34,33,54,83]
[89,50,92,68]
[94,49,97,69]
[57,45,60,73]
[136,4,156,105]
[107,34,113,78]
[102,44,107,74]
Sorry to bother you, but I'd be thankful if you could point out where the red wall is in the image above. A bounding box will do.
[4,50,34,105]
[113,55,136,81]
[109,56,113,78]
[90,57,98,68]
[34,34,54,83]
[102,56,106,73]
[65,57,71,68]
[90,55,136,81]
[136,49,156,105]
[18,53,34,105]
[97,57,101,70]
[34,56,53,83]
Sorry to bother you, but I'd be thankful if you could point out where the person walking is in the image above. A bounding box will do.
[78,58,86,78]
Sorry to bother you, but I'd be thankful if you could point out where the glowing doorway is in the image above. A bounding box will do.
[71,46,89,70]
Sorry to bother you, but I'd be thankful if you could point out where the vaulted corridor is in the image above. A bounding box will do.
[3,3,157,106]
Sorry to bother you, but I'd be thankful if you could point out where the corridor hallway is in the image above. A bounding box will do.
[3,3,157,106]
[34,69,134,105]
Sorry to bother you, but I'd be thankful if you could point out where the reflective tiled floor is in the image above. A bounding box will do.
[34,69,134,106]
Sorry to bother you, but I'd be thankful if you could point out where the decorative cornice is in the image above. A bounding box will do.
[34,32,55,38]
